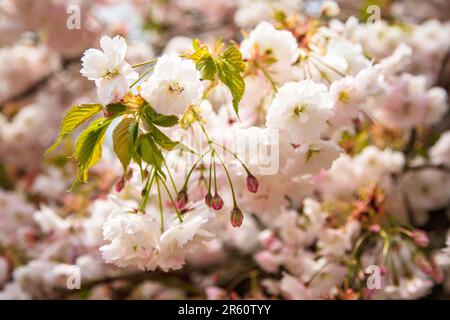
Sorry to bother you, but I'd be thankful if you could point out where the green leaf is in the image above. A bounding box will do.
[137,133,164,170]
[105,102,127,115]
[220,45,247,73]
[46,104,103,155]
[143,105,179,127]
[113,117,135,171]
[148,123,179,151]
[75,118,112,183]
[197,54,218,80]
[218,61,245,117]
[217,45,246,117]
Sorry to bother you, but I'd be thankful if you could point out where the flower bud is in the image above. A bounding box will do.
[205,193,213,207]
[115,176,125,193]
[211,194,224,211]
[230,207,243,227]
[176,189,188,209]
[246,174,259,193]
[411,230,429,247]
[369,224,381,233]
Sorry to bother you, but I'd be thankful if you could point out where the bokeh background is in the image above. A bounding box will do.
[0,0,450,299]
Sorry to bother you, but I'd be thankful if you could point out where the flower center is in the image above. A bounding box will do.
[103,68,119,80]
[305,148,320,162]
[167,81,184,94]
[293,104,309,123]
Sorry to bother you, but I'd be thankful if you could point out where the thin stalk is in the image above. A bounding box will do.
[160,177,183,223]
[156,176,165,233]
[132,58,158,68]
[163,161,178,194]
[130,65,155,88]
[138,168,155,213]
[215,151,238,207]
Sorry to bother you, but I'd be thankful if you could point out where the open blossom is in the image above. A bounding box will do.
[158,205,214,271]
[80,35,138,104]
[100,203,214,271]
[240,21,299,81]
[401,168,450,212]
[430,130,450,166]
[100,208,161,271]
[266,81,334,145]
[293,140,342,176]
[372,74,448,129]
[140,53,204,115]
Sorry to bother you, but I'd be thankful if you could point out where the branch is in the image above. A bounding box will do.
[0,56,81,108]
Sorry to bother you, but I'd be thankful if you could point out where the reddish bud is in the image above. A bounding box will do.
[205,193,213,207]
[115,176,125,193]
[176,189,188,209]
[411,230,429,247]
[230,207,243,227]
[211,194,224,211]
[246,174,259,193]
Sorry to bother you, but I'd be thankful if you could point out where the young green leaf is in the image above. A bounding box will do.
[46,104,103,155]
[217,45,246,117]
[105,102,127,115]
[137,133,165,170]
[218,60,245,117]
[148,123,179,151]
[220,45,247,73]
[197,54,218,80]
[75,118,112,183]
[143,104,179,127]
[113,117,135,171]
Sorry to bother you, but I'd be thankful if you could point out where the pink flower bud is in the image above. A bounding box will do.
[369,224,381,233]
[176,189,188,209]
[411,230,429,247]
[115,176,125,193]
[230,207,243,227]
[205,287,227,300]
[211,194,224,211]
[246,174,259,193]
[205,193,213,207]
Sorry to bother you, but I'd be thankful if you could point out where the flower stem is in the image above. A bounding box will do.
[215,151,238,207]
[130,65,155,88]
[160,176,183,223]
[156,176,165,233]
[138,168,156,213]
[132,58,158,68]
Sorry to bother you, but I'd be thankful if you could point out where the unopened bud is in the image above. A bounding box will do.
[211,193,224,211]
[177,189,188,209]
[205,193,213,207]
[411,230,429,247]
[246,174,259,193]
[230,207,243,227]
[115,176,125,193]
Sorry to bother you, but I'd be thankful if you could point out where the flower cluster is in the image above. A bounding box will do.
[1,0,450,300]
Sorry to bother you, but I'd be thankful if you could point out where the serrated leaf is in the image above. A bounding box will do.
[75,118,112,183]
[46,104,103,155]
[217,45,246,117]
[220,45,247,73]
[137,133,165,170]
[148,123,179,151]
[142,104,179,127]
[113,117,135,171]
[218,60,245,117]
[197,55,218,80]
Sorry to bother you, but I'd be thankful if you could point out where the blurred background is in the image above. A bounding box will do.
[0,0,450,299]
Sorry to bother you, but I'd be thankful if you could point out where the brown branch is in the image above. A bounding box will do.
[0,56,81,109]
